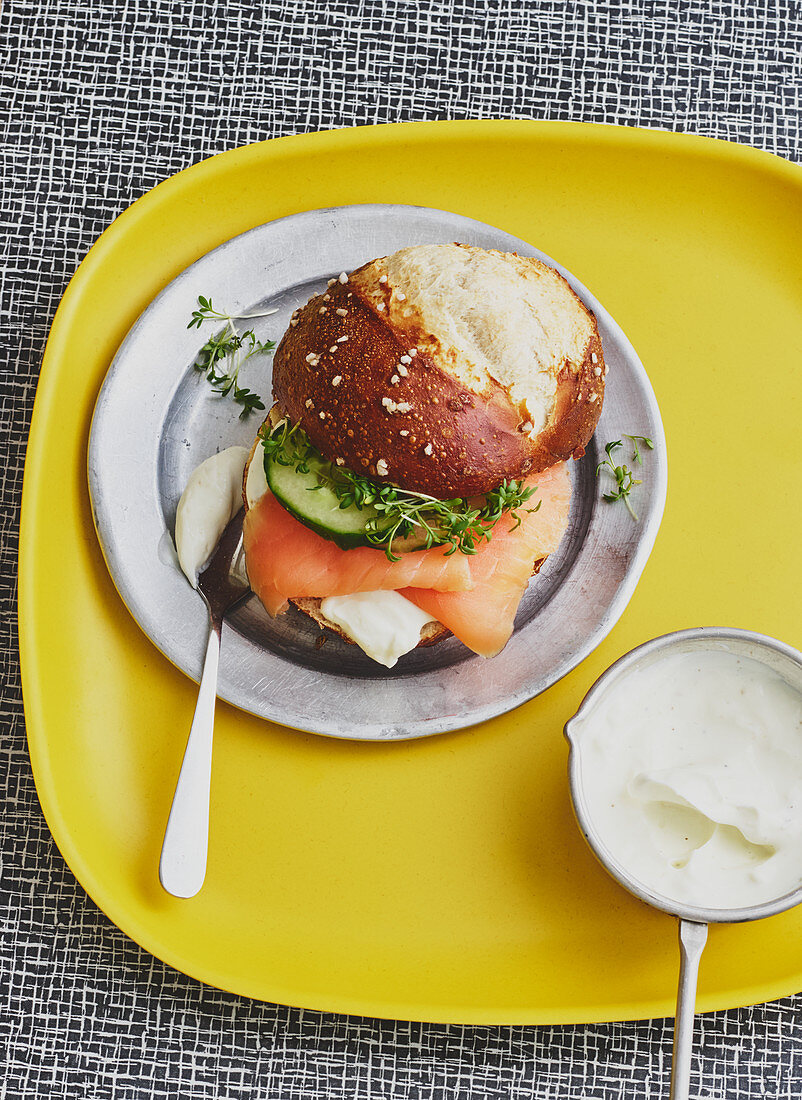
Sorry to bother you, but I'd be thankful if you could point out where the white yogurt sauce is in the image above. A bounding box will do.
[174,446,248,585]
[320,591,437,668]
[574,650,802,910]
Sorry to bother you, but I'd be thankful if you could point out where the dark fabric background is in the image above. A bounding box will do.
[3,1,802,1096]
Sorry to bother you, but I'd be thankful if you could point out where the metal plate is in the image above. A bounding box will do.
[87,204,666,740]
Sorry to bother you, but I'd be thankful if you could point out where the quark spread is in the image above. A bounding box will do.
[320,591,437,668]
[573,650,802,910]
[174,446,248,585]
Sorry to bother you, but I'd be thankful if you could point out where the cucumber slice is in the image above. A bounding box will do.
[265,450,384,550]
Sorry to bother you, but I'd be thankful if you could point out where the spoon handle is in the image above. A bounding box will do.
[669,919,708,1100]
[159,616,221,898]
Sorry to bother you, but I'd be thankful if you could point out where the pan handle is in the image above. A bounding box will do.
[669,919,708,1100]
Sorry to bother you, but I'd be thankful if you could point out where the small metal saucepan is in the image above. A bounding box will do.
[565,628,802,1100]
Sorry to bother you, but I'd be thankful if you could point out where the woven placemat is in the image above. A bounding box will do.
[3,1,801,1096]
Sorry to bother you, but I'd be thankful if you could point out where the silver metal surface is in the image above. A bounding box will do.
[88,203,667,741]
[159,512,249,898]
[670,921,708,1100]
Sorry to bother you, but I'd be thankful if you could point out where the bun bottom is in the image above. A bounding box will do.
[289,556,547,654]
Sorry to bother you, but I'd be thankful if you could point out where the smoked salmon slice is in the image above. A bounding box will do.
[243,490,475,616]
[402,463,572,656]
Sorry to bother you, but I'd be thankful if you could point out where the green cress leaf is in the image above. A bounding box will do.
[259,421,540,562]
[596,434,655,520]
[624,434,654,465]
[188,295,277,416]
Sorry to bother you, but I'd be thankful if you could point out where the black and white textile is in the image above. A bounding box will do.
[2,1,801,1096]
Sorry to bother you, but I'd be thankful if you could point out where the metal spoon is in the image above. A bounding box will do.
[565,628,802,1100]
[159,510,250,898]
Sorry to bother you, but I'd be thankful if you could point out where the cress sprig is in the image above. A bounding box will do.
[596,435,654,520]
[260,420,540,561]
[624,434,654,466]
[188,295,277,418]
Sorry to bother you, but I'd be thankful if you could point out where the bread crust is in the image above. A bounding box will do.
[271,246,604,497]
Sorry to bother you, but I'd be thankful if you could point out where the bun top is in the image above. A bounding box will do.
[271,243,605,497]
[376,245,595,436]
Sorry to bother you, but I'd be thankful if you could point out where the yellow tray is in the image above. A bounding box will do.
[20,121,802,1023]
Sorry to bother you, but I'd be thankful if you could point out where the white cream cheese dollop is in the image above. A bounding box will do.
[174,446,248,585]
[574,650,802,910]
[320,591,437,668]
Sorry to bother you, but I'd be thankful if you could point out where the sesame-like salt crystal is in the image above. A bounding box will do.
[336,308,348,317]
[338,272,348,284]
[376,459,388,476]
[332,375,342,387]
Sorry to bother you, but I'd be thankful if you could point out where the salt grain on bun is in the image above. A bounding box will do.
[271,243,605,498]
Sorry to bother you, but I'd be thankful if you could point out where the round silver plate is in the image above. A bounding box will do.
[88,204,667,741]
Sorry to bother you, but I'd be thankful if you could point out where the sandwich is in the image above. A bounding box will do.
[241,243,605,666]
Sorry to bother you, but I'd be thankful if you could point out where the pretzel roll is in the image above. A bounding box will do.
[272,243,604,498]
